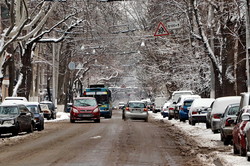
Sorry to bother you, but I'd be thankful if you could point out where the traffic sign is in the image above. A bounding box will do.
[68,62,76,70]
[154,22,170,36]
[167,21,181,30]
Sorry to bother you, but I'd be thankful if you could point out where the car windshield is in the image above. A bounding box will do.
[26,105,39,113]
[129,102,145,108]
[40,104,49,110]
[74,99,97,107]
[0,106,19,115]
[184,101,193,106]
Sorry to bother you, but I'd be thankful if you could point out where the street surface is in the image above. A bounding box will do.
[0,110,227,166]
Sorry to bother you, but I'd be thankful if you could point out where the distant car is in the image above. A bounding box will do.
[124,101,148,122]
[69,97,101,123]
[118,102,125,109]
[40,101,56,120]
[2,97,28,105]
[0,104,35,136]
[210,96,240,133]
[179,99,194,122]
[188,98,215,126]
[232,106,250,156]
[174,95,201,119]
[220,103,239,145]
[25,102,44,131]
[154,97,167,113]
[40,104,52,120]
[244,113,250,161]
[161,101,171,118]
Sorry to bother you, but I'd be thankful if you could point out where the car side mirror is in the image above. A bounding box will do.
[98,104,102,107]
[242,113,250,121]
[227,119,235,125]
[67,103,73,107]
[173,102,177,104]
[20,112,26,116]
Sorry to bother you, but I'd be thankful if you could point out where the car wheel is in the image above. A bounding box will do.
[240,144,247,156]
[28,123,34,133]
[94,119,100,123]
[233,142,240,154]
[206,122,211,129]
[145,117,148,122]
[37,124,42,131]
[70,118,75,123]
[188,120,191,125]
[168,115,172,120]
[191,121,195,126]
[223,137,230,146]
[212,129,219,134]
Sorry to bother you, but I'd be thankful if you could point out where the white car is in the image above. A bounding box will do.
[2,97,28,105]
[209,96,240,133]
[124,101,148,122]
[188,98,215,126]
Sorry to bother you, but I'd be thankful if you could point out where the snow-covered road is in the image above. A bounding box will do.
[150,112,250,166]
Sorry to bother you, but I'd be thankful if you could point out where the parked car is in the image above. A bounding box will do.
[124,101,148,122]
[40,101,56,120]
[179,99,194,122]
[168,90,193,120]
[161,101,171,118]
[232,105,250,156]
[69,97,101,123]
[118,102,125,109]
[239,92,250,111]
[25,102,44,131]
[154,97,167,113]
[0,104,35,136]
[244,113,250,161]
[220,103,239,145]
[209,96,240,133]
[174,95,201,119]
[2,97,28,105]
[188,98,215,126]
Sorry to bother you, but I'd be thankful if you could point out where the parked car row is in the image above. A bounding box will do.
[160,91,250,162]
[0,96,56,136]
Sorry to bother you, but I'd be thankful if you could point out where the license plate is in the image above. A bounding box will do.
[79,114,93,117]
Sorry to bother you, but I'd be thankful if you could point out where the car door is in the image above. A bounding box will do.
[233,110,247,150]
[18,105,32,132]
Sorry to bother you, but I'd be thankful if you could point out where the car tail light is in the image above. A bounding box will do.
[169,107,174,110]
[93,108,99,113]
[192,111,198,115]
[225,117,232,126]
[126,107,130,111]
[213,114,221,119]
[180,107,183,110]
[144,108,148,112]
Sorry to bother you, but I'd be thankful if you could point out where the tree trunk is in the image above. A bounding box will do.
[18,43,33,99]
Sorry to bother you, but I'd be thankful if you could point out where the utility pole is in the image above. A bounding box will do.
[246,0,250,92]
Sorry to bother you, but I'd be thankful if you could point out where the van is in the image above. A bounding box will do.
[209,96,240,133]
[154,97,167,113]
[239,92,250,111]
[171,90,193,103]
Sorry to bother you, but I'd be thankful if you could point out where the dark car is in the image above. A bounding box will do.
[179,99,194,122]
[220,103,239,145]
[232,106,250,156]
[69,97,101,123]
[40,101,56,120]
[25,102,44,131]
[0,104,35,136]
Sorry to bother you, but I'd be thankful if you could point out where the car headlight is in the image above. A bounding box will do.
[3,119,15,126]
[93,108,99,113]
[72,108,79,113]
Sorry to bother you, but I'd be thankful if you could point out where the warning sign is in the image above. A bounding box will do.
[154,22,170,36]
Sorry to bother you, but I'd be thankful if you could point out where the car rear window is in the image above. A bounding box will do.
[129,103,145,108]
